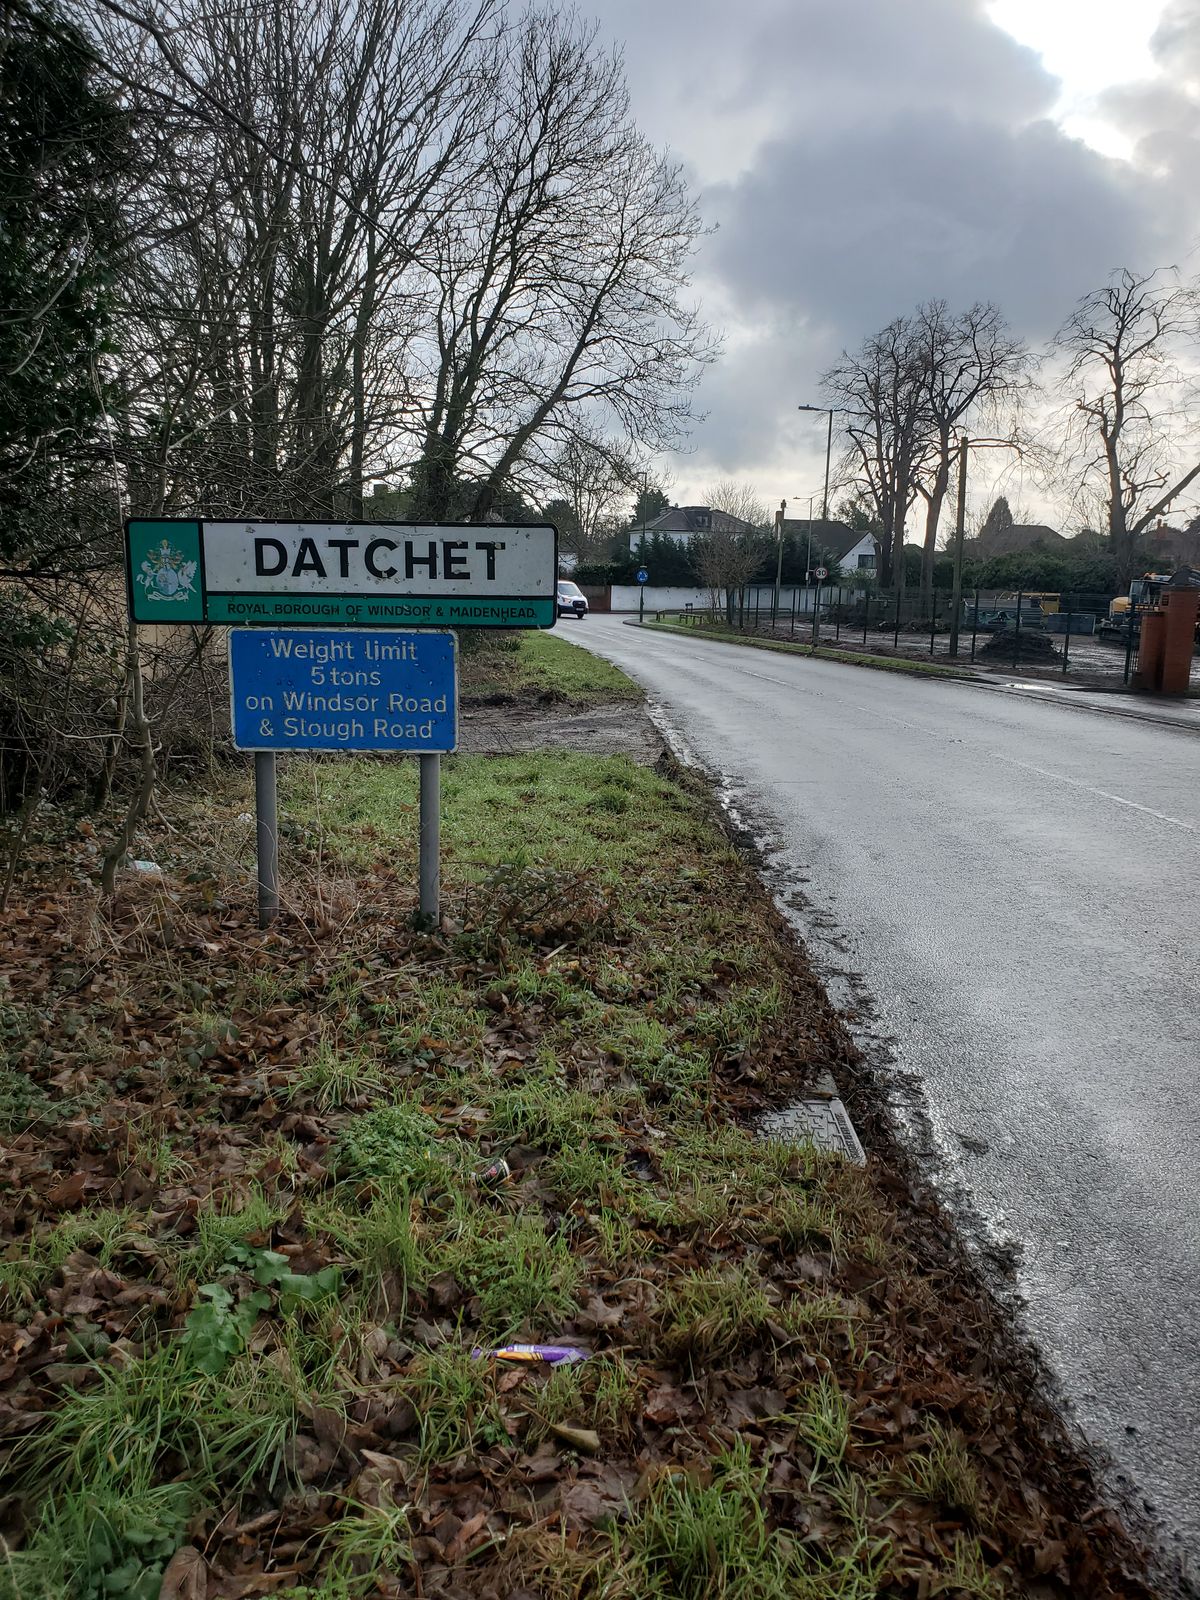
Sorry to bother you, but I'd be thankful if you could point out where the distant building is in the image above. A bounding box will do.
[629,504,758,548]
[780,518,878,575]
[964,522,1068,561]
[628,505,878,578]
[1144,519,1200,569]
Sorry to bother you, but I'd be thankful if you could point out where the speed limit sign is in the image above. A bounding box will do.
[814,566,828,580]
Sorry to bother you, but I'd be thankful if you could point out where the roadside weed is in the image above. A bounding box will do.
[122,1129,194,1183]
[777,1292,859,1346]
[318,1500,414,1596]
[543,1141,632,1206]
[16,1326,337,1541]
[486,1079,620,1152]
[0,1477,193,1600]
[690,980,784,1056]
[401,1341,507,1464]
[624,1438,792,1600]
[0,1207,156,1308]
[757,1191,844,1256]
[182,1280,272,1374]
[335,1187,431,1304]
[378,978,489,1059]
[0,1064,57,1134]
[333,1102,443,1183]
[532,1352,641,1444]
[931,1536,1008,1597]
[897,1419,987,1525]
[456,1212,582,1335]
[591,1205,648,1267]
[190,1188,285,1281]
[794,1375,853,1476]
[659,1265,775,1362]
[287,1038,385,1109]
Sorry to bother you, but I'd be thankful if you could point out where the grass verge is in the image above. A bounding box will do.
[0,663,1155,1597]
[643,617,979,680]
[460,627,641,704]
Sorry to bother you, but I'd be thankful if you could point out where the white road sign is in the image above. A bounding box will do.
[126,519,558,628]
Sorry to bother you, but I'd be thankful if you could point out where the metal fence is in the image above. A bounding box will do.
[668,587,1197,686]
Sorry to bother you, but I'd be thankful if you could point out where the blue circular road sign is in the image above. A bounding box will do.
[636,567,649,584]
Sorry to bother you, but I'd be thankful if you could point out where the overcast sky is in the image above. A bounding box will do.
[588,0,1200,527]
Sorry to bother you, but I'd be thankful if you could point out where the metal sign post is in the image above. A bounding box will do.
[812,566,828,643]
[229,628,458,925]
[254,752,279,929]
[636,566,649,623]
[419,754,440,927]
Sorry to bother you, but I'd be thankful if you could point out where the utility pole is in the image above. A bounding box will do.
[949,436,969,659]
[772,499,786,626]
[948,435,1022,658]
[799,404,839,625]
[806,496,814,619]
[798,404,836,528]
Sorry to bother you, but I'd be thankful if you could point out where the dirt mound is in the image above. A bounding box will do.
[978,626,1062,663]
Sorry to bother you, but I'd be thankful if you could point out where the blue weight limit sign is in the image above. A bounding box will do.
[228,627,457,752]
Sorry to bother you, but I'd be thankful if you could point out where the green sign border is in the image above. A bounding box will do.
[125,518,559,629]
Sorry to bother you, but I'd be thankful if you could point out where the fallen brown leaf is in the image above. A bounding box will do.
[159,1545,207,1600]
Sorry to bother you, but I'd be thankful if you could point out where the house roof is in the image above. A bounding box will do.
[645,505,759,536]
[780,519,873,562]
[1144,522,1200,566]
[968,522,1068,560]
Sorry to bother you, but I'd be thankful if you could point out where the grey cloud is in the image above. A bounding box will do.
[586,0,1189,493]
[704,112,1163,343]
[671,326,817,479]
[1151,0,1200,78]
[744,0,1055,127]
[1099,0,1200,234]
[597,0,1054,140]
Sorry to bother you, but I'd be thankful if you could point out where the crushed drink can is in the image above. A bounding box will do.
[475,1157,511,1187]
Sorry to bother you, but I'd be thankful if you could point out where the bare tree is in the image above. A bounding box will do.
[541,432,638,565]
[1055,266,1200,583]
[691,482,769,623]
[407,8,715,520]
[691,528,765,624]
[912,301,1029,601]
[824,318,933,590]
[97,0,498,519]
[705,479,769,531]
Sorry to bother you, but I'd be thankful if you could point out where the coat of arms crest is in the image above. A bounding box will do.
[137,539,198,602]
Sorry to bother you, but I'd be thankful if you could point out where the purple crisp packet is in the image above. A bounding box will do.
[472,1343,589,1365]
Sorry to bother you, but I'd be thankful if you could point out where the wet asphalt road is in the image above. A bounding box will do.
[570,614,1200,1574]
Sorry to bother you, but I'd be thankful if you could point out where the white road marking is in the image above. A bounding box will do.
[996,755,1199,834]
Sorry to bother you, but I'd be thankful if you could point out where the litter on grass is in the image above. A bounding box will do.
[474,1157,512,1187]
[473,1344,590,1365]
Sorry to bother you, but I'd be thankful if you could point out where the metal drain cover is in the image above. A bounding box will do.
[759,1093,866,1166]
